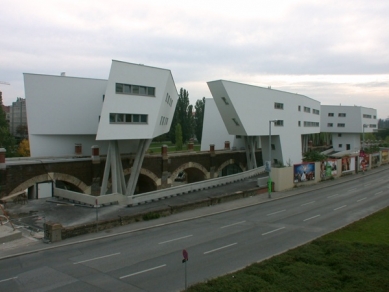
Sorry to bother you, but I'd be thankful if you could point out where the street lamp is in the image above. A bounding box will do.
[268,120,278,199]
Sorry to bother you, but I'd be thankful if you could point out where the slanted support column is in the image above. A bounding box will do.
[209,144,216,178]
[91,145,101,196]
[161,145,170,188]
[244,136,257,170]
[125,139,152,197]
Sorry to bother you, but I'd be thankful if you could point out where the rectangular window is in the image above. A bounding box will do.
[271,144,275,150]
[132,85,139,95]
[139,86,146,95]
[298,121,301,127]
[221,97,229,105]
[110,113,148,124]
[274,102,284,110]
[116,83,123,93]
[141,115,148,123]
[313,109,320,115]
[232,118,239,126]
[328,113,334,117]
[373,115,376,119]
[148,87,155,96]
[338,144,342,148]
[116,114,124,122]
[304,107,310,113]
[338,113,346,117]
[110,113,116,123]
[298,106,301,111]
[115,83,155,97]
[338,133,342,137]
[304,121,320,127]
[369,124,377,128]
[132,114,140,123]
[274,120,284,126]
[327,123,333,127]
[363,114,372,118]
[337,123,345,127]
[123,84,131,93]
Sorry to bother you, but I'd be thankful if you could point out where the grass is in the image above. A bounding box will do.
[187,206,389,292]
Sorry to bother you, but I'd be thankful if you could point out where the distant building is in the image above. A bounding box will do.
[1,91,11,126]
[10,97,27,138]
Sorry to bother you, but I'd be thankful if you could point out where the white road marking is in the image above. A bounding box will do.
[348,188,357,192]
[375,191,383,195]
[327,194,339,198]
[357,197,367,202]
[158,235,193,244]
[334,205,347,211]
[73,252,121,264]
[266,210,286,216]
[262,227,285,236]
[0,277,17,283]
[221,221,246,229]
[120,264,167,279]
[303,215,320,221]
[204,243,237,254]
[301,201,315,206]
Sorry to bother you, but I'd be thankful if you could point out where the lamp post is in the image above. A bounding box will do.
[268,120,278,199]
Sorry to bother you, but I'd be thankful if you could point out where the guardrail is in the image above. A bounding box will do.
[53,166,266,206]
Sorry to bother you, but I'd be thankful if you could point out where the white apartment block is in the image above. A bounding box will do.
[203,80,321,168]
[320,105,378,153]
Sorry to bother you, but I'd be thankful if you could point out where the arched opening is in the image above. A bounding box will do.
[171,162,209,186]
[219,163,243,177]
[134,174,158,194]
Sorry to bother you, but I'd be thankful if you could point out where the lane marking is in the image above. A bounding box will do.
[357,197,367,202]
[327,194,339,198]
[0,277,17,283]
[120,264,166,279]
[301,201,315,206]
[221,221,246,229]
[204,243,237,255]
[262,227,285,236]
[266,210,286,216]
[348,188,357,192]
[375,191,383,196]
[73,252,121,264]
[334,205,347,211]
[303,215,320,222]
[158,235,193,244]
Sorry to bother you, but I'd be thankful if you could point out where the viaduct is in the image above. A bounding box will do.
[0,145,262,199]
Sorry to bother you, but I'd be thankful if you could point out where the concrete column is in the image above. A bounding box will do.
[161,145,170,188]
[91,145,101,196]
[209,144,216,178]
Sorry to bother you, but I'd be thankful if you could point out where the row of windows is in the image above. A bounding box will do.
[328,113,346,117]
[363,114,376,119]
[327,123,345,127]
[165,93,173,107]
[109,113,148,124]
[160,116,169,125]
[304,121,320,127]
[116,83,155,96]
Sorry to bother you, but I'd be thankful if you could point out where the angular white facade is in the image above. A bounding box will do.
[320,105,378,152]
[206,80,321,167]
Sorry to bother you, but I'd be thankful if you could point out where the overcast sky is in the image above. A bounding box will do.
[1,0,388,118]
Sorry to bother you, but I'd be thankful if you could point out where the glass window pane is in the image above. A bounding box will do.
[123,84,131,93]
[110,113,116,123]
[116,83,123,93]
[148,87,155,96]
[139,86,146,95]
[116,114,124,122]
[125,114,132,123]
[133,114,140,123]
[132,86,139,94]
[141,115,148,123]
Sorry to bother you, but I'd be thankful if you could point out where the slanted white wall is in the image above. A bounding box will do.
[96,61,178,140]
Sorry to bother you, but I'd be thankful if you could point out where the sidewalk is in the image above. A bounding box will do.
[1,165,388,259]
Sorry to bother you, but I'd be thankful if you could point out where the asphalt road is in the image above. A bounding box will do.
[1,169,389,291]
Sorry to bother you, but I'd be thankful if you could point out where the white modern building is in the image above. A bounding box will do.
[24,60,178,197]
[203,80,321,168]
[320,105,378,154]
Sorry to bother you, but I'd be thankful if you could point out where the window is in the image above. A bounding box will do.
[274,102,284,110]
[298,105,301,111]
[369,124,377,128]
[110,113,148,124]
[271,144,275,150]
[102,95,105,101]
[304,107,310,113]
[347,144,350,150]
[328,113,334,117]
[304,121,319,127]
[236,135,241,139]
[274,120,284,126]
[232,118,239,126]
[373,115,376,119]
[313,109,320,115]
[159,116,168,125]
[327,123,333,127]
[337,123,345,127]
[338,133,342,137]
[363,114,372,118]
[338,113,346,117]
[298,121,301,127]
[115,83,155,97]
[338,144,342,148]
[221,97,229,105]
[165,93,173,107]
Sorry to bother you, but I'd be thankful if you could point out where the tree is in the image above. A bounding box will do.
[17,139,30,157]
[0,94,17,157]
[194,97,205,143]
[175,123,183,151]
[302,151,327,162]
[169,88,192,144]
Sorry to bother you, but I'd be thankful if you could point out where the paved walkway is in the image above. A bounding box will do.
[0,164,388,260]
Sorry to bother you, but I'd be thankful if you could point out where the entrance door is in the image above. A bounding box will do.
[37,182,53,199]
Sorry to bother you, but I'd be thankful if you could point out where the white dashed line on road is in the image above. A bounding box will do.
[303,215,320,222]
[204,243,237,254]
[120,264,167,279]
[158,235,193,244]
[221,221,246,229]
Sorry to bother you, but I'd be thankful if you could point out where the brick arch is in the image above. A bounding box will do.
[10,172,89,195]
[170,162,210,183]
[215,159,245,177]
[123,168,160,187]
